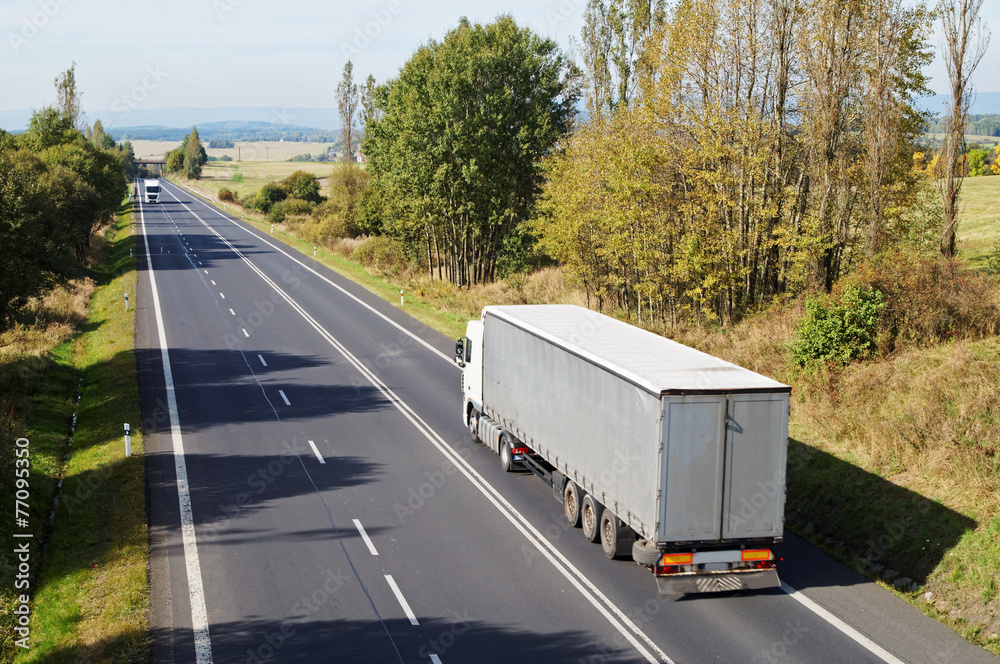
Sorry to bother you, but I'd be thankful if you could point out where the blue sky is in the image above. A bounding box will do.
[1,0,997,118]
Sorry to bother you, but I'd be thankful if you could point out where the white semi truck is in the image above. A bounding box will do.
[455,305,790,594]
[145,179,161,203]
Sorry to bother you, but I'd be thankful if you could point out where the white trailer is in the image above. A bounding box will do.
[456,305,790,594]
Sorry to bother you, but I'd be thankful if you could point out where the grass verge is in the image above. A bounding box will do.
[1,203,148,663]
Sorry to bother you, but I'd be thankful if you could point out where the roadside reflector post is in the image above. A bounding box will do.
[124,293,129,311]
[400,289,404,306]
[270,224,274,234]
[124,423,131,457]
[314,246,317,256]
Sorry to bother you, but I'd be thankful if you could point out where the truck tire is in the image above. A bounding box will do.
[600,509,633,560]
[581,494,602,543]
[500,434,514,472]
[631,539,660,566]
[468,409,480,442]
[563,482,581,528]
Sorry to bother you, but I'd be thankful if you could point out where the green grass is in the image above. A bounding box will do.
[10,205,148,663]
[955,175,1000,270]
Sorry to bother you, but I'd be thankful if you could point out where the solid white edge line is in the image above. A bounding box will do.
[278,389,290,406]
[352,518,379,556]
[257,354,267,367]
[779,583,905,663]
[171,180,453,364]
[165,184,669,664]
[138,188,214,663]
[307,440,325,464]
[384,575,419,625]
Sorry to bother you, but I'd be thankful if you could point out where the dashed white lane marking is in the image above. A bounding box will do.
[278,389,290,406]
[353,519,379,556]
[429,655,443,664]
[210,280,216,285]
[203,270,208,275]
[219,292,225,299]
[384,575,418,626]
[229,309,236,316]
[257,354,267,366]
[307,440,325,464]
[242,328,249,338]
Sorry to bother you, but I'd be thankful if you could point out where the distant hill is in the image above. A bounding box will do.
[110,121,338,143]
[918,92,1000,116]
[0,106,341,133]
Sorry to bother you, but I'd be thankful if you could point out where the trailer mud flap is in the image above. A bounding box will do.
[655,569,780,595]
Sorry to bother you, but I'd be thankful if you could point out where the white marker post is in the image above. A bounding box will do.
[400,289,404,306]
[124,423,131,457]
[314,246,317,257]
[124,293,129,311]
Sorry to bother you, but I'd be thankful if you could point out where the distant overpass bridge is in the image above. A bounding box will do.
[133,158,165,177]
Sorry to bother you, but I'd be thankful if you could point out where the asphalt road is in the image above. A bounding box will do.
[135,178,998,664]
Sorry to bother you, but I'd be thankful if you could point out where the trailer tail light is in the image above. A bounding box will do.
[512,447,531,456]
[741,549,772,562]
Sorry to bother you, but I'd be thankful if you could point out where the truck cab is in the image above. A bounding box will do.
[145,179,161,203]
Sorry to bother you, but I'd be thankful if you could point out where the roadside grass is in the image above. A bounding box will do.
[171,175,1000,653]
[1,204,148,663]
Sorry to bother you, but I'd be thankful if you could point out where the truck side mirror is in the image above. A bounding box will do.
[454,338,465,367]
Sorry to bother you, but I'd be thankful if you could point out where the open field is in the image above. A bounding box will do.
[193,160,347,202]
[956,175,1000,269]
[919,134,1000,149]
[128,139,334,163]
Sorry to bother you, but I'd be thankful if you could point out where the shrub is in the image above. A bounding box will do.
[846,251,1000,350]
[252,182,286,213]
[218,188,237,204]
[267,198,315,224]
[351,236,407,275]
[281,170,322,204]
[231,172,244,183]
[790,284,886,368]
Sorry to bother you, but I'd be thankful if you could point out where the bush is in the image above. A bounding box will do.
[351,236,407,275]
[232,172,244,183]
[281,170,322,204]
[847,251,1000,350]
[252,182,286,213]
[218,188,238,204]
[267,198,315,224]
[790,284,885,368]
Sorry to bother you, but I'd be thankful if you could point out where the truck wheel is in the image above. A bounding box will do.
[581,494,602,542]
[631,539,660,566]
[500,435,514,472]
[468,409,480,442]
[563,482,581,528]
[600,509,631,560]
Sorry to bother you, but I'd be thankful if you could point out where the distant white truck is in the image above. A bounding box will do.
[145,179,161,204]
[456,305,790,594]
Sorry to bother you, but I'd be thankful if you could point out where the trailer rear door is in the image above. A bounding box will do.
[658,393,788,543]
[658,396,728,541]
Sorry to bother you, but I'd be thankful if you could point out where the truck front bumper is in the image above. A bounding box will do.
[655,568,780,595]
